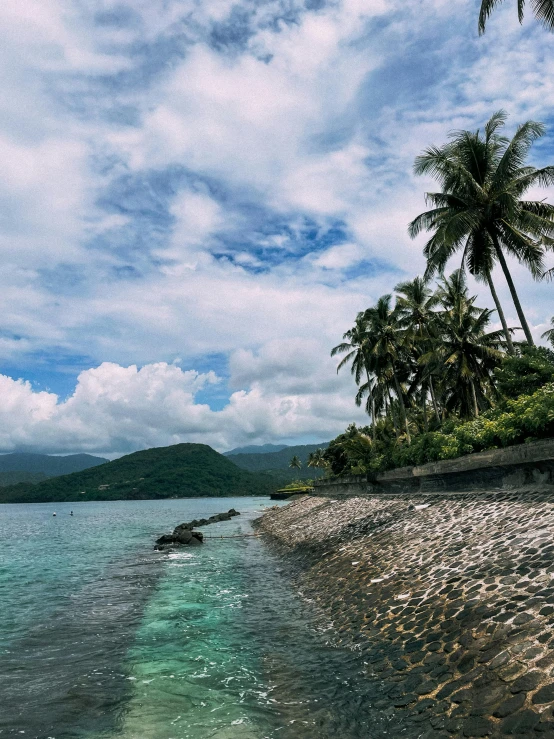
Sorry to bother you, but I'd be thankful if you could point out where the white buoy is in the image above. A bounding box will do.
[53,512,56,516]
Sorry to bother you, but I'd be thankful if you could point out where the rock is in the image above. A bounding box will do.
[174,529,193,544]
[462,717,493,737]
[493,693,526,718]
[155,534,175,545]
[499,708,540,734]
[155,509,239,549]
[510,671,544,694]
[532,684,554,704]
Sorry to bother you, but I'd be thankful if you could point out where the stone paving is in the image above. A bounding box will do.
[256,490,554,738]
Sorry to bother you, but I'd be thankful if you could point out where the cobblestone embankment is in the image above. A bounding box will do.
[256,491,554,738]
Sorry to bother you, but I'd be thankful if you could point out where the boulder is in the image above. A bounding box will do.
[174,529,193,544]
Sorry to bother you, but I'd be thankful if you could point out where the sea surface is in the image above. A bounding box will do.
[0,498,396,739]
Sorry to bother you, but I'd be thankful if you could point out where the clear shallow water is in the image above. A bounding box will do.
[0,498,395,739]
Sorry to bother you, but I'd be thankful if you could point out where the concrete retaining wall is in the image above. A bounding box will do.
[314,438,554,496]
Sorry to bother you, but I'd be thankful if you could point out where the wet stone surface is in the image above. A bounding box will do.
[256,490,554,738]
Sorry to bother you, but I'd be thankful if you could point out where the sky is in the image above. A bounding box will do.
[0,0,553,456]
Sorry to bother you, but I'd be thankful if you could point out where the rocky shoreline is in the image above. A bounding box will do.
[255,490,554,738]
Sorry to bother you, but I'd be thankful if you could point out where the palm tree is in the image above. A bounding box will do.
[409,110,554,351]
[395,275,441,422]
[289,455,302,469]
[478,0,554,34]
[542,317,554,348]
[364,295,412,443]
[307,448,328,469]
[331,311,377,437]
[422,275,507,418]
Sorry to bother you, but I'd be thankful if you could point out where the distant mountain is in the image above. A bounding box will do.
[0,471,48,488]
[228,442,329,483]
[0,452,108,477]
[0,443,275,504]
[225,443,289,455]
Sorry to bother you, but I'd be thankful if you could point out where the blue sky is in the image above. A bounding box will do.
[0,0,553,455]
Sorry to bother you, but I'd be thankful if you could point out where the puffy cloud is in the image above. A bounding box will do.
[0,356,367,455]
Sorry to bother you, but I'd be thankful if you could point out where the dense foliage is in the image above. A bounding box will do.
[324,348,554,477]
[0,444,275,503]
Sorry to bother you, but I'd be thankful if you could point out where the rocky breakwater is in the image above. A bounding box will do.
[155,508,240,550]
[256,491,554,738]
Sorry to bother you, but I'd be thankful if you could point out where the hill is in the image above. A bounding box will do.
[0,471,48,487]
[228,442,329,483]
[225,443,289,455]
[0,452,108,477]
[0,444,275,504]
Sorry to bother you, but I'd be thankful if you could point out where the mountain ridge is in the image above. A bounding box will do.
[0,444,275,503]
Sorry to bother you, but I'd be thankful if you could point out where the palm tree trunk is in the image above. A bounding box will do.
[392,370,411,444]
[470,378,479,418]
[422,392,428,432]
[371,395,376,442]
[365,369,376,441]
[429,376,440,424]
[492,235,535,346]
[486,270,514,355]
[386,391,399,438]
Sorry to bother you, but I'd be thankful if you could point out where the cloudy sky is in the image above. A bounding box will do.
[0,0,553,456]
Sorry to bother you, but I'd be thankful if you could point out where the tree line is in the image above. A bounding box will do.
[318,111,554,476]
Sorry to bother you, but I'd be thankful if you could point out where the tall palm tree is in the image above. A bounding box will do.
[364,295,412,443]
[289,455,302,469]
[422,277,507,418]
[395,275,441,422]
[478,0,554,34]
[331,311,377,436]
[409,110,554,350]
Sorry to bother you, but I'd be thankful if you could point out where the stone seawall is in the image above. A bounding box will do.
[256,490,554,738]
[314,437,554,496]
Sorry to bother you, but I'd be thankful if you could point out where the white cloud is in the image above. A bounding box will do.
[0,357,367,454]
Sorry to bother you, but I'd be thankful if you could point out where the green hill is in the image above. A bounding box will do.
[0,444,275,504]
[228,442,329,483]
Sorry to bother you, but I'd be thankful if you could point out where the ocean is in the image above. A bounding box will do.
[0,498,393,739]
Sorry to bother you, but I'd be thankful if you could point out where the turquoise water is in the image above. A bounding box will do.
[0,498,393,739]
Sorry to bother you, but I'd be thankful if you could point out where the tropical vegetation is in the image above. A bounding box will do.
[325,111,554,479]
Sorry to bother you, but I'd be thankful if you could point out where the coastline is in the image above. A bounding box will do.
[255,491,554,738]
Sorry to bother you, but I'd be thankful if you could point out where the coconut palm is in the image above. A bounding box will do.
[478,0,554,34]
[331,311,378,436]
[307,448,329,470]
[422,278,507,418]
[394,275,441,422]
[364,295,412,443]
[409,110,554,350]
[542,317,554,348]
[289,455,302,469]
